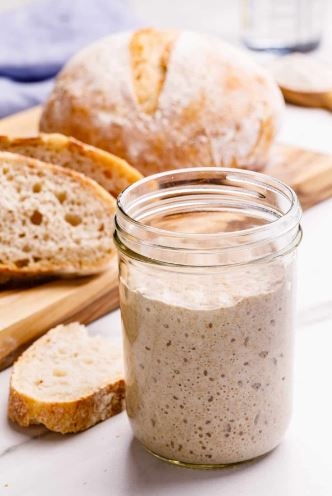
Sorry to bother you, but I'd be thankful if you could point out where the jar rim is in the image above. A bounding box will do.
[115,168,302,266]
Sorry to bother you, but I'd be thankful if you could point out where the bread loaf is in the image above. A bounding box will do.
[8,323,125,433]
[40,28,284,175]
[0,152,116,281]
[0,133,142,197]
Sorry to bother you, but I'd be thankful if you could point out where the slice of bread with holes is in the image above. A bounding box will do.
[0,133,142,197]
[0,151,116,282]
[8,322,125,433]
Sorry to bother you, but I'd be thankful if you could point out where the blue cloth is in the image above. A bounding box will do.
[0,0,139,117]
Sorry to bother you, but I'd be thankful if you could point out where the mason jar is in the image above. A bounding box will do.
[241,0,326,53]
[114,168,302,468]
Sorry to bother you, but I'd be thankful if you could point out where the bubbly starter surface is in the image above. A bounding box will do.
[120,263,294,465]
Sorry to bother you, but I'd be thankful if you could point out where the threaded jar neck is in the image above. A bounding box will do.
[114,168,302,267]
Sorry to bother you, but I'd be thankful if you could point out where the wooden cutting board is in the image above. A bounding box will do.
[0,264,119,370]
[0,106,331,369]
[0,107,120,370]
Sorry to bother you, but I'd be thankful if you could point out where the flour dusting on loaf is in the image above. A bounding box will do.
[40,28,284,174]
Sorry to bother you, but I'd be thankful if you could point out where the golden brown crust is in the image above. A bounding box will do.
[8,380,125,433]
[0,133,142,197]
[0,254,116,281]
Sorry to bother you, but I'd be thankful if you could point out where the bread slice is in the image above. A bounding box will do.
[0,151,116,281]
[0,133,142,197]
[8,323,125,433]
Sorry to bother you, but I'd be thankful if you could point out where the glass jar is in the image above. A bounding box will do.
[114,168,302,469]
[241,0,326,53]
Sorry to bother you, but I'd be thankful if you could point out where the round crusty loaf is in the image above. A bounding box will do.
[40,28,284,175]
[0,152,116,281]
[8,323,125,433]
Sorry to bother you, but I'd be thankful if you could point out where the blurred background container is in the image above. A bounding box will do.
[242,0,327,53]
[0,0,329,52]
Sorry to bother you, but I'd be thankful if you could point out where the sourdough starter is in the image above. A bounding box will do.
[120,262,294,465]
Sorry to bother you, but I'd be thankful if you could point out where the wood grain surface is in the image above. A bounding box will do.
[0,105,331,369]
[280,86,332,111]
[0,262,118,369]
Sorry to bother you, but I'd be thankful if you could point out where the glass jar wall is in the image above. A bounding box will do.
[114,168,302,468]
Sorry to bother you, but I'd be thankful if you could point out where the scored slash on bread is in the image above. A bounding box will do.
[130,28,178,115]
[0,152,116,282]
[0,133,142,197]
[8,323,125,433]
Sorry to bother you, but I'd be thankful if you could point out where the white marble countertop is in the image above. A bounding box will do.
[0,104,331,495]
